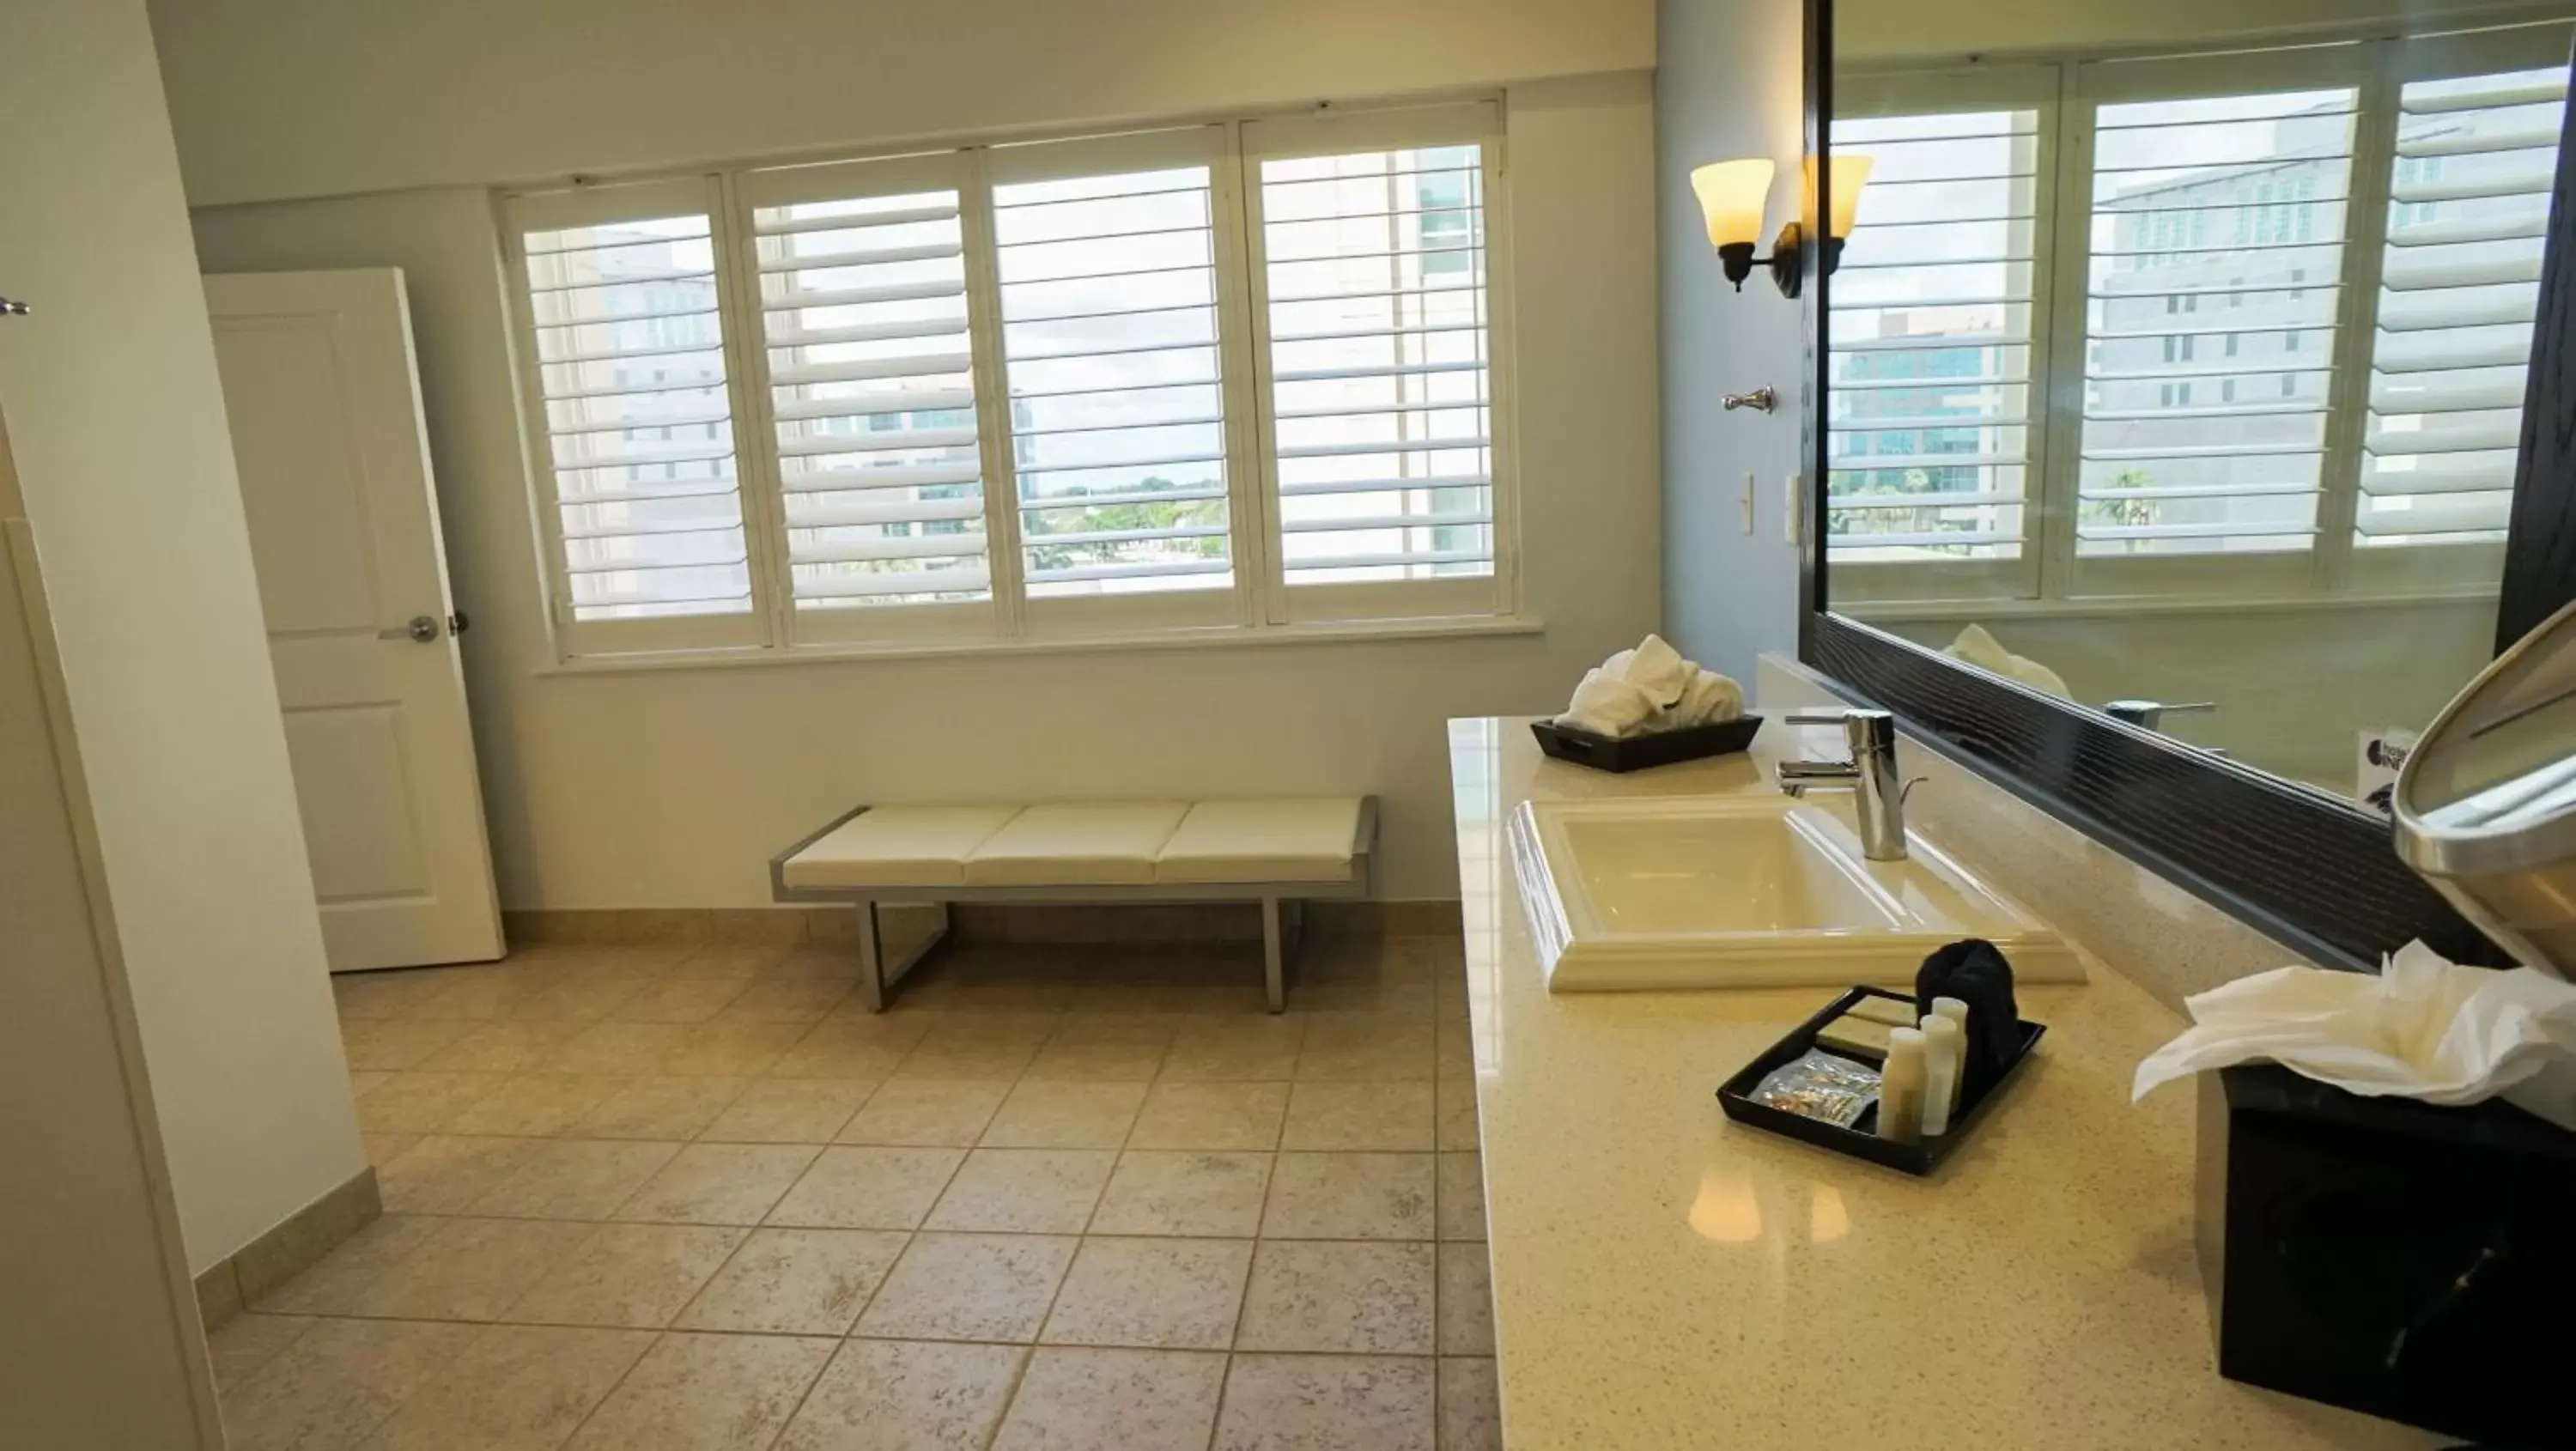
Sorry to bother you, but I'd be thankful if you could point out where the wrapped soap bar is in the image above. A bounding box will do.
[1843,994,1917,1029]
[1748,1049,1881,1129]
[1815,1011,1895,1060]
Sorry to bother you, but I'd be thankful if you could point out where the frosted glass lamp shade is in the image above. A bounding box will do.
[1825,153,1874,237]
[1690,159,1775,248]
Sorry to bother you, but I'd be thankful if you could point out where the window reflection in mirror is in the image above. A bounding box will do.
[1826,0,2573,810]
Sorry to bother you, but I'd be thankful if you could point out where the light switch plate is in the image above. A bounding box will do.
[1740,471,1757,534]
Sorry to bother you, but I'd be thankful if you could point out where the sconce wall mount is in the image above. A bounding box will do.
[1716,222,1808,300]
[1692,154,1870,301]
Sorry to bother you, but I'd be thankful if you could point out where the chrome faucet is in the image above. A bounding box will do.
[2102,699,2215,731]
[1777,707,1912,861]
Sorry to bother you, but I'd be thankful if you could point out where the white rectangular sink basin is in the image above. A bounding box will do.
[1508,795,2083,991]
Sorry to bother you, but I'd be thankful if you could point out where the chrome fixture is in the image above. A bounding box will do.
[1722,387,1777,414]
[1777,707,1915,861]
[2104,699,2215,730]
[2395,597,2576,976]
[0,296,28,318]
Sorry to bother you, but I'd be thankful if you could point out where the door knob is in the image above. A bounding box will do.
[379,615,441,643]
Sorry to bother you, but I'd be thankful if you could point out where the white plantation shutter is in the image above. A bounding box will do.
[2071,70,2361,564]
[2358,58,2567,550]
[1828,77,2050,598]
[740,152,999,641]
[987,128,1242,628]
[1832,33,2568,611]
[510,179,758,649]
[503,106,1518,660]
[1245,103,1502,621]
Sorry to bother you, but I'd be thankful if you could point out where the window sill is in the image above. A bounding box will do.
[537,612,1546,677]
[1838,586,2498,625]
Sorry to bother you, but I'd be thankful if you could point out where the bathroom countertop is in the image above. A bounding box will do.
[1447,714,2442,1450]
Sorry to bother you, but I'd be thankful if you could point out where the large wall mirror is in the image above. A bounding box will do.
[1804,0,2576,968]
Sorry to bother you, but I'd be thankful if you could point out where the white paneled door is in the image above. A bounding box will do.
[206,269,502,971]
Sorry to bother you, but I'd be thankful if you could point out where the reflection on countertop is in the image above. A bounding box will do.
[1445,713,2440,1449]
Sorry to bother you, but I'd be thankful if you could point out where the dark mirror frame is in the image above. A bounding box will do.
[1796,0,2576,971]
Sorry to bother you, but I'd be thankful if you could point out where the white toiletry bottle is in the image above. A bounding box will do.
[1929,996,1971,1114]
[1919,1015,1963,1136]
[1878,1028,1926,1144]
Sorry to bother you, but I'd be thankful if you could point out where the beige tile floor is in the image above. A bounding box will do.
[213,933,1498,1451]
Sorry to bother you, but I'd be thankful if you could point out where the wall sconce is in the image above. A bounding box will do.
[1689,154,1874,299]
[1815,152,1874,279]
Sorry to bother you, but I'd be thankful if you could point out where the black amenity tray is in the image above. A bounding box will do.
[1530,714,1763,773]
[1716,985,2045,1176]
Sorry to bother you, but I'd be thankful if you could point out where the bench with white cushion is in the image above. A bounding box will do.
[770,798,1377,1012]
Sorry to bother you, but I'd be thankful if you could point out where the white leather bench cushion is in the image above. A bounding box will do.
[781,804,1020,889]
[962,801,1190,886]
[1154,798,1364,884]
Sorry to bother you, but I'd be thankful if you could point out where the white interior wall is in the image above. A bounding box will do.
[1,0,363,1275]
[179,25,1663,906]
[1656,0,1814,681]
[0,434,223,1449]
[151,0,1655,207]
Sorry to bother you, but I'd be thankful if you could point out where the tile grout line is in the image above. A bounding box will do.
[1429,988,1456,1445]
[968,978,1111,1451]
[1158,945,1268,1451]
[975,987,1160,1446]
[582,974,866,1451]
[988,954,1273,1443]
[1206,1036,1279,1451]
[363,1198,1443,1245]
[319,942,1468,1448]
[228,1303,1461,1358]
[754,1320,850,1451]
[827,1222,917,1341]
[550,1323,665,1451]
[204,1311,326,1407]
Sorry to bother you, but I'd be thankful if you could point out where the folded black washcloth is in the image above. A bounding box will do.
[1915,938,2020,1097]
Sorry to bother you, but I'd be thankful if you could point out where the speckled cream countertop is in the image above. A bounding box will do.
[1446,715,2441,1450]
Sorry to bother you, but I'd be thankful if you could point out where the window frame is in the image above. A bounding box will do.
[2345,21,2565,598]
[498,98,1517,665]
[727,147,1003,648]
[1828,21,2571,617]
[983,124,1265,642]
[505,173,772,659]
[2050,41,2381,604]
[1241,100,1516,627]
[1828,64,2064,610]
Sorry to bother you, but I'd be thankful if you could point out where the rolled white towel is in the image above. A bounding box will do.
[1656,667,1745,729]
[1620,634,1692,707]
[1944,623,2070,699]
[1558,667,1659,738]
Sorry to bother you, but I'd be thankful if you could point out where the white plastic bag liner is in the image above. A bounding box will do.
[2132,941,2576,1130]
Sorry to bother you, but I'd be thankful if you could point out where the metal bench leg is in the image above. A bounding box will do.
[854,901,952,1014]
[1261,896,1288,1013]
[854,902,888,1013]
